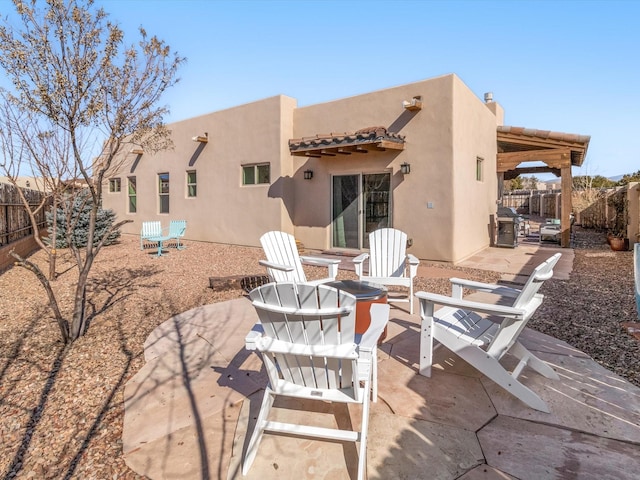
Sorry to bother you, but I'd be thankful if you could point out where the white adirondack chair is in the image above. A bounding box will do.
[259,231,341,286]
[415,253,561,413]
[353,228,420,314]
[243,282,390,479]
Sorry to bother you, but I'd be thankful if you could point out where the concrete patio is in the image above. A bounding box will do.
[121,243,640,479]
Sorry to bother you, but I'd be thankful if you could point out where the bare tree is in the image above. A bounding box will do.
[0,0,184,343]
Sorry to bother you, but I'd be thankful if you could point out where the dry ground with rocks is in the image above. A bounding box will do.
[0,227,638,479]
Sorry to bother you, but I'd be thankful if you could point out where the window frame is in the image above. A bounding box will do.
[476,157,484,182]
[186,170,197,198]
[158,172,170,214]
[127,176,137,214]
[242,163,270,185]
[109,177,121,193]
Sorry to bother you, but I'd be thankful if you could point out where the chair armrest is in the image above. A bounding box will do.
[449,277,521,299]
[353,253,368,264]
[259,259,295,273]
[407,254,420,278]
[358,303,390,352]
[299,255,341,267]
[352,253,369,277]
[300,256,341,279]
[245,324,264,351]
[415,291,525,320]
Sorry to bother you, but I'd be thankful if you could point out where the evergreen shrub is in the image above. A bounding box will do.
[46,191,121,248]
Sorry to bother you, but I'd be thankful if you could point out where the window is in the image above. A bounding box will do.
[186,170,197,197]
[476,157,484,182]
[158,173,169,213]
[109,178,121,193]
[128,176,137,213]
[242,163,270,185]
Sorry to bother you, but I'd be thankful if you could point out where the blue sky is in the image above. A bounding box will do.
[8,0,640,178]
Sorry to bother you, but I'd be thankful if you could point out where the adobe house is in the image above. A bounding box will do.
[102,73,587,262]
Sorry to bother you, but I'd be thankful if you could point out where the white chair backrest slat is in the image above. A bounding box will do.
[370,228,407,278]
[142,221,162,237]
[260,231,306,283]
[297,284,323,345]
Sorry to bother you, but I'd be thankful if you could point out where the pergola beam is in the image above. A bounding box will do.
[503,166,561,180]
[497,148,572,172]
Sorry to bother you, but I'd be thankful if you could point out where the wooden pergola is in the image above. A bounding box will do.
[497,126,590,247]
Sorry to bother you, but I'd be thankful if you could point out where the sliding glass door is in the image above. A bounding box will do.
[332,173,391,249]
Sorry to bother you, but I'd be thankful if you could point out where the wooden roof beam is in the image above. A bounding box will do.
[504,166,561,180]
[320,149,336,156]
[376,140,405,151]
[497,148,572,172]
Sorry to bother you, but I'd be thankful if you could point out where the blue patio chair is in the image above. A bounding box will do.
[168,220,187,250]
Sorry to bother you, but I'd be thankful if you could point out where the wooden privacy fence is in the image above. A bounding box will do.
[0,182,49,247]
[502,183,640,243]
[501,189,563,219]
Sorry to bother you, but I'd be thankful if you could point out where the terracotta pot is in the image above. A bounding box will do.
[609,236,627,251]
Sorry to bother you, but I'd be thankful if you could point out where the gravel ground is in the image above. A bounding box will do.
[531,227,639,386]
[0,228,638,479]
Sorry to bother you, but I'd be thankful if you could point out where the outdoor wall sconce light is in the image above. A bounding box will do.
[304,169,314,180]
[192,132,208,143]
[400,162,411,175]
[402,95,423,111]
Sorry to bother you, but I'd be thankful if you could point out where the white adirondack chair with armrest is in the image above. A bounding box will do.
[415,252,561,413]
[259,231,341,286]
[353,228,420,314]
[243,282,390,480]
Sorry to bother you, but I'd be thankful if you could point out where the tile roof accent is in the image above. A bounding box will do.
[497,126,591,145]
[289,126,405,156]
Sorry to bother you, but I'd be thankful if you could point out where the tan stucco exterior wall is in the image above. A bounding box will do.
[103,95,297,247]
[291,74,497,261]
[450,76,499,262]
[102,74,501,262]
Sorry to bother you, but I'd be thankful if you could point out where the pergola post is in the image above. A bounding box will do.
[560,165,572,247]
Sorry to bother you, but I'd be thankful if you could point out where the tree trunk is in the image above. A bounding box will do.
[70,266,90,340]
[49,195,57,280]
[70,204,98,340]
